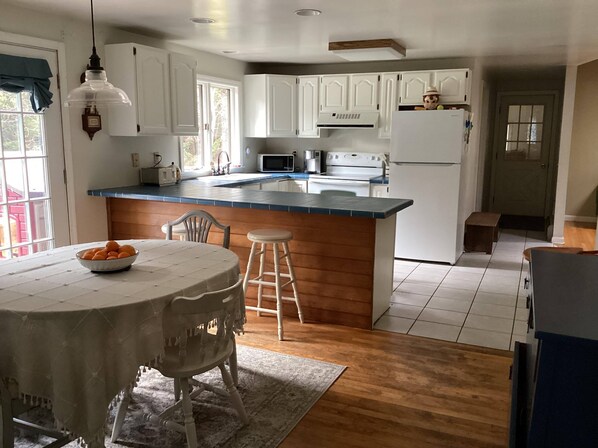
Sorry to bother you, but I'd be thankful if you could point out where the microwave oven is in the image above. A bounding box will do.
[258,154,295,172]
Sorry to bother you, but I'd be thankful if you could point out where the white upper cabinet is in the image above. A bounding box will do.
[378,72,400,139]
[399,69,470,106]
[297,76,322,138]
[244,74,296,138]
[349,74,379,112]
[320,74,379,113]
[399,71,434,106]
[434,69,470,104]
[105,43,198,136]
[320,75,349,112]
[169,53,199,135]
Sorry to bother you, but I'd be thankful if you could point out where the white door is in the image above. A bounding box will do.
[390,163,461,264]
[0,42,70,258]
[378,72,399,139]
[349,74,379,111]
[436,69,470,104]
[320,75,348,112]
[136,46,171,134]
[169,52,199,135]
[399,72,433,105]
[267,75,296,137]
[297,76,320,138]
[390,110,466,163]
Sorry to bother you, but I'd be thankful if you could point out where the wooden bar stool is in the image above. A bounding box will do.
[243,228,304,340]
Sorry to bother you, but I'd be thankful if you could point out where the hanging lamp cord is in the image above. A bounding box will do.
[87,0,103,70]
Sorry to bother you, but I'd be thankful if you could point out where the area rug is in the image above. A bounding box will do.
[14,345,345,448]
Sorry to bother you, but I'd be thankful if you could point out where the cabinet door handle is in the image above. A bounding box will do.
[524,277,529,289]
[509,364,513,380]
[527,306,534,330]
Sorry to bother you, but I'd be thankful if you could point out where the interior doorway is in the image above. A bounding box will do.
[0,42,70,259]
[489,92,559,230]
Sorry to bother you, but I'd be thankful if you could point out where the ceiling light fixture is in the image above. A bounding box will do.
[329,39,406,61]
[64,0,131,108]
[294,9,321,16]
[190,17,216,24]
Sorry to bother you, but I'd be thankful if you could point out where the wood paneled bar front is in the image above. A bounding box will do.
[90,182,412,330]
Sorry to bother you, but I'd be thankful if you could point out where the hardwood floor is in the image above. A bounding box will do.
[564,221,597,250]
[239,314,512,448]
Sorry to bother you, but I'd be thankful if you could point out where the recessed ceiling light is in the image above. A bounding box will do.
[190,17,215,24]
[294,9,321,16]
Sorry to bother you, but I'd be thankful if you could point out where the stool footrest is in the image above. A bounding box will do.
[245,305,277,314]
[260,293,299,302]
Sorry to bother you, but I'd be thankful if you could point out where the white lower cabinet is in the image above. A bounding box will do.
[260,181,279,191]
[278,180,307,193]
[239,183,261,190]
[370,184,389,198]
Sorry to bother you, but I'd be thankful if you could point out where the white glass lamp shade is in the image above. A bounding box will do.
[64,69,131,107]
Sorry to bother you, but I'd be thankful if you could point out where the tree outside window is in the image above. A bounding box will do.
[180,77,240,173]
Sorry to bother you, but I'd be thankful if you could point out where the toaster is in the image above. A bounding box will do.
[140,166,177,186]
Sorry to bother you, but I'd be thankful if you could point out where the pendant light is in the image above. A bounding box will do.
[64,0,131,107]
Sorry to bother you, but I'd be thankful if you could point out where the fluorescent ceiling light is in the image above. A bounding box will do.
[295,9,321,16]
[329,39,406,61]
[190,17,215,24]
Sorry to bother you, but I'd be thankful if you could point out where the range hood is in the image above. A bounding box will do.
[316,111,379,129]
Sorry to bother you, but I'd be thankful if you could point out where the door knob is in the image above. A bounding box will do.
[540,163,546,168]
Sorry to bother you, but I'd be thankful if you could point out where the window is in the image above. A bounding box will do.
[180,77,241,174]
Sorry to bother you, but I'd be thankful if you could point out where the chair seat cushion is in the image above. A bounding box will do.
[158,333,234,378]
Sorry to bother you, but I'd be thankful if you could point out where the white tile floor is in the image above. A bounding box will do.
[374,229,553,351]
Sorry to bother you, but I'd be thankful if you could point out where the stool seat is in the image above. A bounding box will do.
[247,228,292,243]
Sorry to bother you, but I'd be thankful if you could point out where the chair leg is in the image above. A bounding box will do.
[179,378,198,448]
[217,364,248,424]
[229,339,239,387]
[110,385,133,442]
[243,242,257,301]
[272,243,284,341]
[256,243,266,317]
[283,241,304,324]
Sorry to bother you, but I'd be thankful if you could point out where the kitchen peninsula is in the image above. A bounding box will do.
[89,178,412,329]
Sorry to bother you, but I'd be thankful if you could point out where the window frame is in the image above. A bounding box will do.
[179,75,242,176]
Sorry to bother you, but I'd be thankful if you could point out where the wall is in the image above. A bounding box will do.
[0,4,248,243]
[565,59,598,220]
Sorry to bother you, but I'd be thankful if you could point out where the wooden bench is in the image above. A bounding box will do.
[464,212,501,254]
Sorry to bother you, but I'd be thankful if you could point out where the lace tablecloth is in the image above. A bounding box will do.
[0,239,240,447]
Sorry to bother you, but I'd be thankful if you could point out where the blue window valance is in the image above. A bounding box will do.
[0,53,53,113]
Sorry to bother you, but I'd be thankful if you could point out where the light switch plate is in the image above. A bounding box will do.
[131,153,139,167]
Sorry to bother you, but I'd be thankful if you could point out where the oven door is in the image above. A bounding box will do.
[308,177,371,197]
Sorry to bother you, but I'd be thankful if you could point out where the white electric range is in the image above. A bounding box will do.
[308,151,385,197]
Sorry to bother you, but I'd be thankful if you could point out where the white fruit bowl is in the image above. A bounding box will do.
[76,249,139,272]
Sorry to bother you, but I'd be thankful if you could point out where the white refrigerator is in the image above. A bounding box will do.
[389,109,468,264]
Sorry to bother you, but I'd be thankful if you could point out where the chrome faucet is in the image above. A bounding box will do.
[214,150,231,175]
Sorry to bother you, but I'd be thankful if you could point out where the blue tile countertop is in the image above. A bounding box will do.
[88,173,408,219]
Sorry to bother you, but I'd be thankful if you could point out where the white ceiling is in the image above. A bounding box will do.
[6,0,598,66]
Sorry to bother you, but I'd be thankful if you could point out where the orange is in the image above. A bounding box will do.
[105,240,120,252]
[117,252,130,259]
[82,251,95,260]
[91,247,103,254]
[92,253,106,260]
[95,250,108,258]
[106,256,118,260]
[119,245,136,256]
[107,251,119,258]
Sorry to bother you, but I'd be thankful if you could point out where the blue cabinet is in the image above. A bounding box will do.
[509,251,598,448]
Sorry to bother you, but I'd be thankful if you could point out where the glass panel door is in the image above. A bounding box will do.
[0,42,69,259]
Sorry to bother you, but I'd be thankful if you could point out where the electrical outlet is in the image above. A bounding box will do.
[153,152,161,165]
[131,152,139,167]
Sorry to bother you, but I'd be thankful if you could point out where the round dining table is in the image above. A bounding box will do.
[0,239,241,447]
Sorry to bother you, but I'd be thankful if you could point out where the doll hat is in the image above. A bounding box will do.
[423,87,439,97]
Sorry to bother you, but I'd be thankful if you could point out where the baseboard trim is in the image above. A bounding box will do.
[564,215,597,223]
